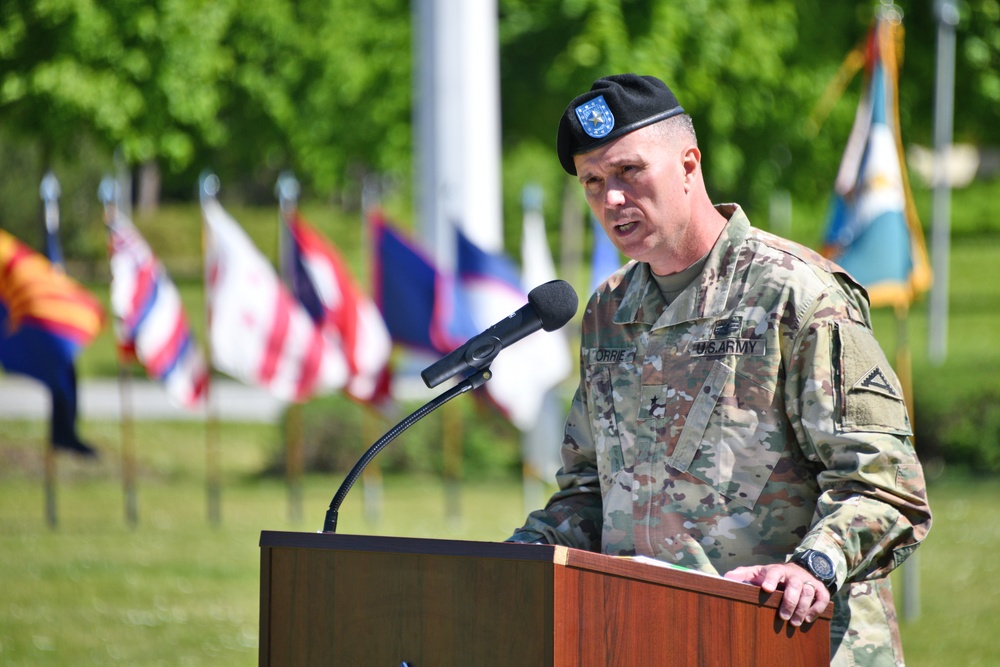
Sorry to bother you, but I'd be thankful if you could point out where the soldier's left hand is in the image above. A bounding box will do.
[723,562,830,627]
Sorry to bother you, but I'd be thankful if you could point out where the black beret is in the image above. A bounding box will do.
[557,74,685,175]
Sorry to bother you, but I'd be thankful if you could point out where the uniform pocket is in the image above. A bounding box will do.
[585,364,627,476]
[669,360,784,510]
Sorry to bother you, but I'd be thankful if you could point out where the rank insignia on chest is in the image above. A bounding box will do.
[713,317,744,337]
[690,338,766,357]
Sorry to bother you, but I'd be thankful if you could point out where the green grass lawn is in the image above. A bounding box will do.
[891,473,1000,666]
[0,416,998,666]
[0,418,533,667]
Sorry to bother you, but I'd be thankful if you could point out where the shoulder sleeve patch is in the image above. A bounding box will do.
[835,322,912,436]
[854,365,900,400]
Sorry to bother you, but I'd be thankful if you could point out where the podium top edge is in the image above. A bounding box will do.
[259,530,558,562]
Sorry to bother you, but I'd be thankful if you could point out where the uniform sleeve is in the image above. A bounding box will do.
[784,290,932,591]
[506,382,605,551]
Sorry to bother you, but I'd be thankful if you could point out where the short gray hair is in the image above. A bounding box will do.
[648,113,697,147]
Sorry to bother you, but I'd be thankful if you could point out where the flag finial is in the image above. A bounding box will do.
[199,172,220,201]
[275,171,300,213]
[98,176,117,207]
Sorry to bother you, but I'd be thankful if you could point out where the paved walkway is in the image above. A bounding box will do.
[0,377,285,423]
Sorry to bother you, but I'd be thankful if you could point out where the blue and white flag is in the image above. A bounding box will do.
[458,226,572,431]
[369,211,474,355]
[822,17,931,307]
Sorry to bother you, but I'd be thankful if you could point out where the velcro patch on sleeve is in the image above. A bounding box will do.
[835,322,912,436]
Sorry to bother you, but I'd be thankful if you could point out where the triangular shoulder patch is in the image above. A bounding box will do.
[853,365,900,399]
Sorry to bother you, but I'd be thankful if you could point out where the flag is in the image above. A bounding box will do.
[590,214,622,293]
[282,210,392,404]
[520,199,574,450]
[0,229,103,456]
[458,227,572,431]
[201,197,348,403]
[106,212,209,408]
[822,17,932,308]
[369,211,473,354]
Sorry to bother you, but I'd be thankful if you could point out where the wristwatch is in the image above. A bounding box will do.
[789,550,838,595]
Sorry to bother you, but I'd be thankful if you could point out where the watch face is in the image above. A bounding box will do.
[808,552,834,580]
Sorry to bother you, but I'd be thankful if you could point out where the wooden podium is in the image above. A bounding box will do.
[259,531,830,666]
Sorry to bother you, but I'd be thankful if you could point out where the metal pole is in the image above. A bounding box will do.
[39,173,61,529]
[101,179,140,527]
[200,173,223,527]
[928,0,958,365]
[414,0,502,262]
[275,173,304,524]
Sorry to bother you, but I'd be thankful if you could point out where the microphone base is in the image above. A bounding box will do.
[322,509,338,534]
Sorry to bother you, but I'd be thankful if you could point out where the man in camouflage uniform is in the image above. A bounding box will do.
[506,74,932,666]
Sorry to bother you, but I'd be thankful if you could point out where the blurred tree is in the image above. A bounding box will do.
[182,0,413,206]
[498,0,862,229]
[1,0,998,238]
[0,0,234,198]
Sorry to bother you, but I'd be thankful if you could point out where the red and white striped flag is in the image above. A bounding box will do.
[201,198,348,402]
[107,213,209,408]
[282,211,392,405]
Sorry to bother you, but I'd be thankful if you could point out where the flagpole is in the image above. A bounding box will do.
[885,7,923,620]
[361,407,384,524]
[100,179,139,527]
[928,0,959,365]
[39,174,61,529]
[893,301,921,620]
[361,179,386,525]
[205,389,221,527]
[42,443,57,528]
[276,173,304,524]
[559,179,585,307]
[442,400,463,524]
[117,350,139,527]
[200,173,223,527]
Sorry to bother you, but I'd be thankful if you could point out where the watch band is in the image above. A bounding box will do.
[790,549,838,595]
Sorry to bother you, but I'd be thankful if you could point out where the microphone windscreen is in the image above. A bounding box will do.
[527,280,579,331]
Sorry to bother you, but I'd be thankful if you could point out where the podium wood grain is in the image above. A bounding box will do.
[259,531,830,666]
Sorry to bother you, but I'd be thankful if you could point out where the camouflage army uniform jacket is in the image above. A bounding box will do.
[510,205,932,666]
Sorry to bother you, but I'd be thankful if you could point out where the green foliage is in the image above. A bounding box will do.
[264,390,523,481]
[0,0,233,168]
[0,124,110,264]
[3,0,1000,226]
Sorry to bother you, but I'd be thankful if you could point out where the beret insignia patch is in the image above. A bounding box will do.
[575,95,615,139]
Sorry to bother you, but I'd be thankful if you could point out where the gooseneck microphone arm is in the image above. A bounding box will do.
[322,280,578,534]
[321,367,493,533]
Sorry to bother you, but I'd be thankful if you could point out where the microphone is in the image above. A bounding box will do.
[421,279,578,389]
[321,279,577,534]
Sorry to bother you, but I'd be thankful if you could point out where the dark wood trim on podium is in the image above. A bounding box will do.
[259,531,830,666]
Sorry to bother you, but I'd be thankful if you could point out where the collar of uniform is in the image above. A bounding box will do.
[612,204,749,328]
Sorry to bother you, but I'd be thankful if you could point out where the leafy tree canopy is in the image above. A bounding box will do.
[1,0,998,236]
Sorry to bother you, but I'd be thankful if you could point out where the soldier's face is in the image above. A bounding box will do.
[574,124,700,275]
